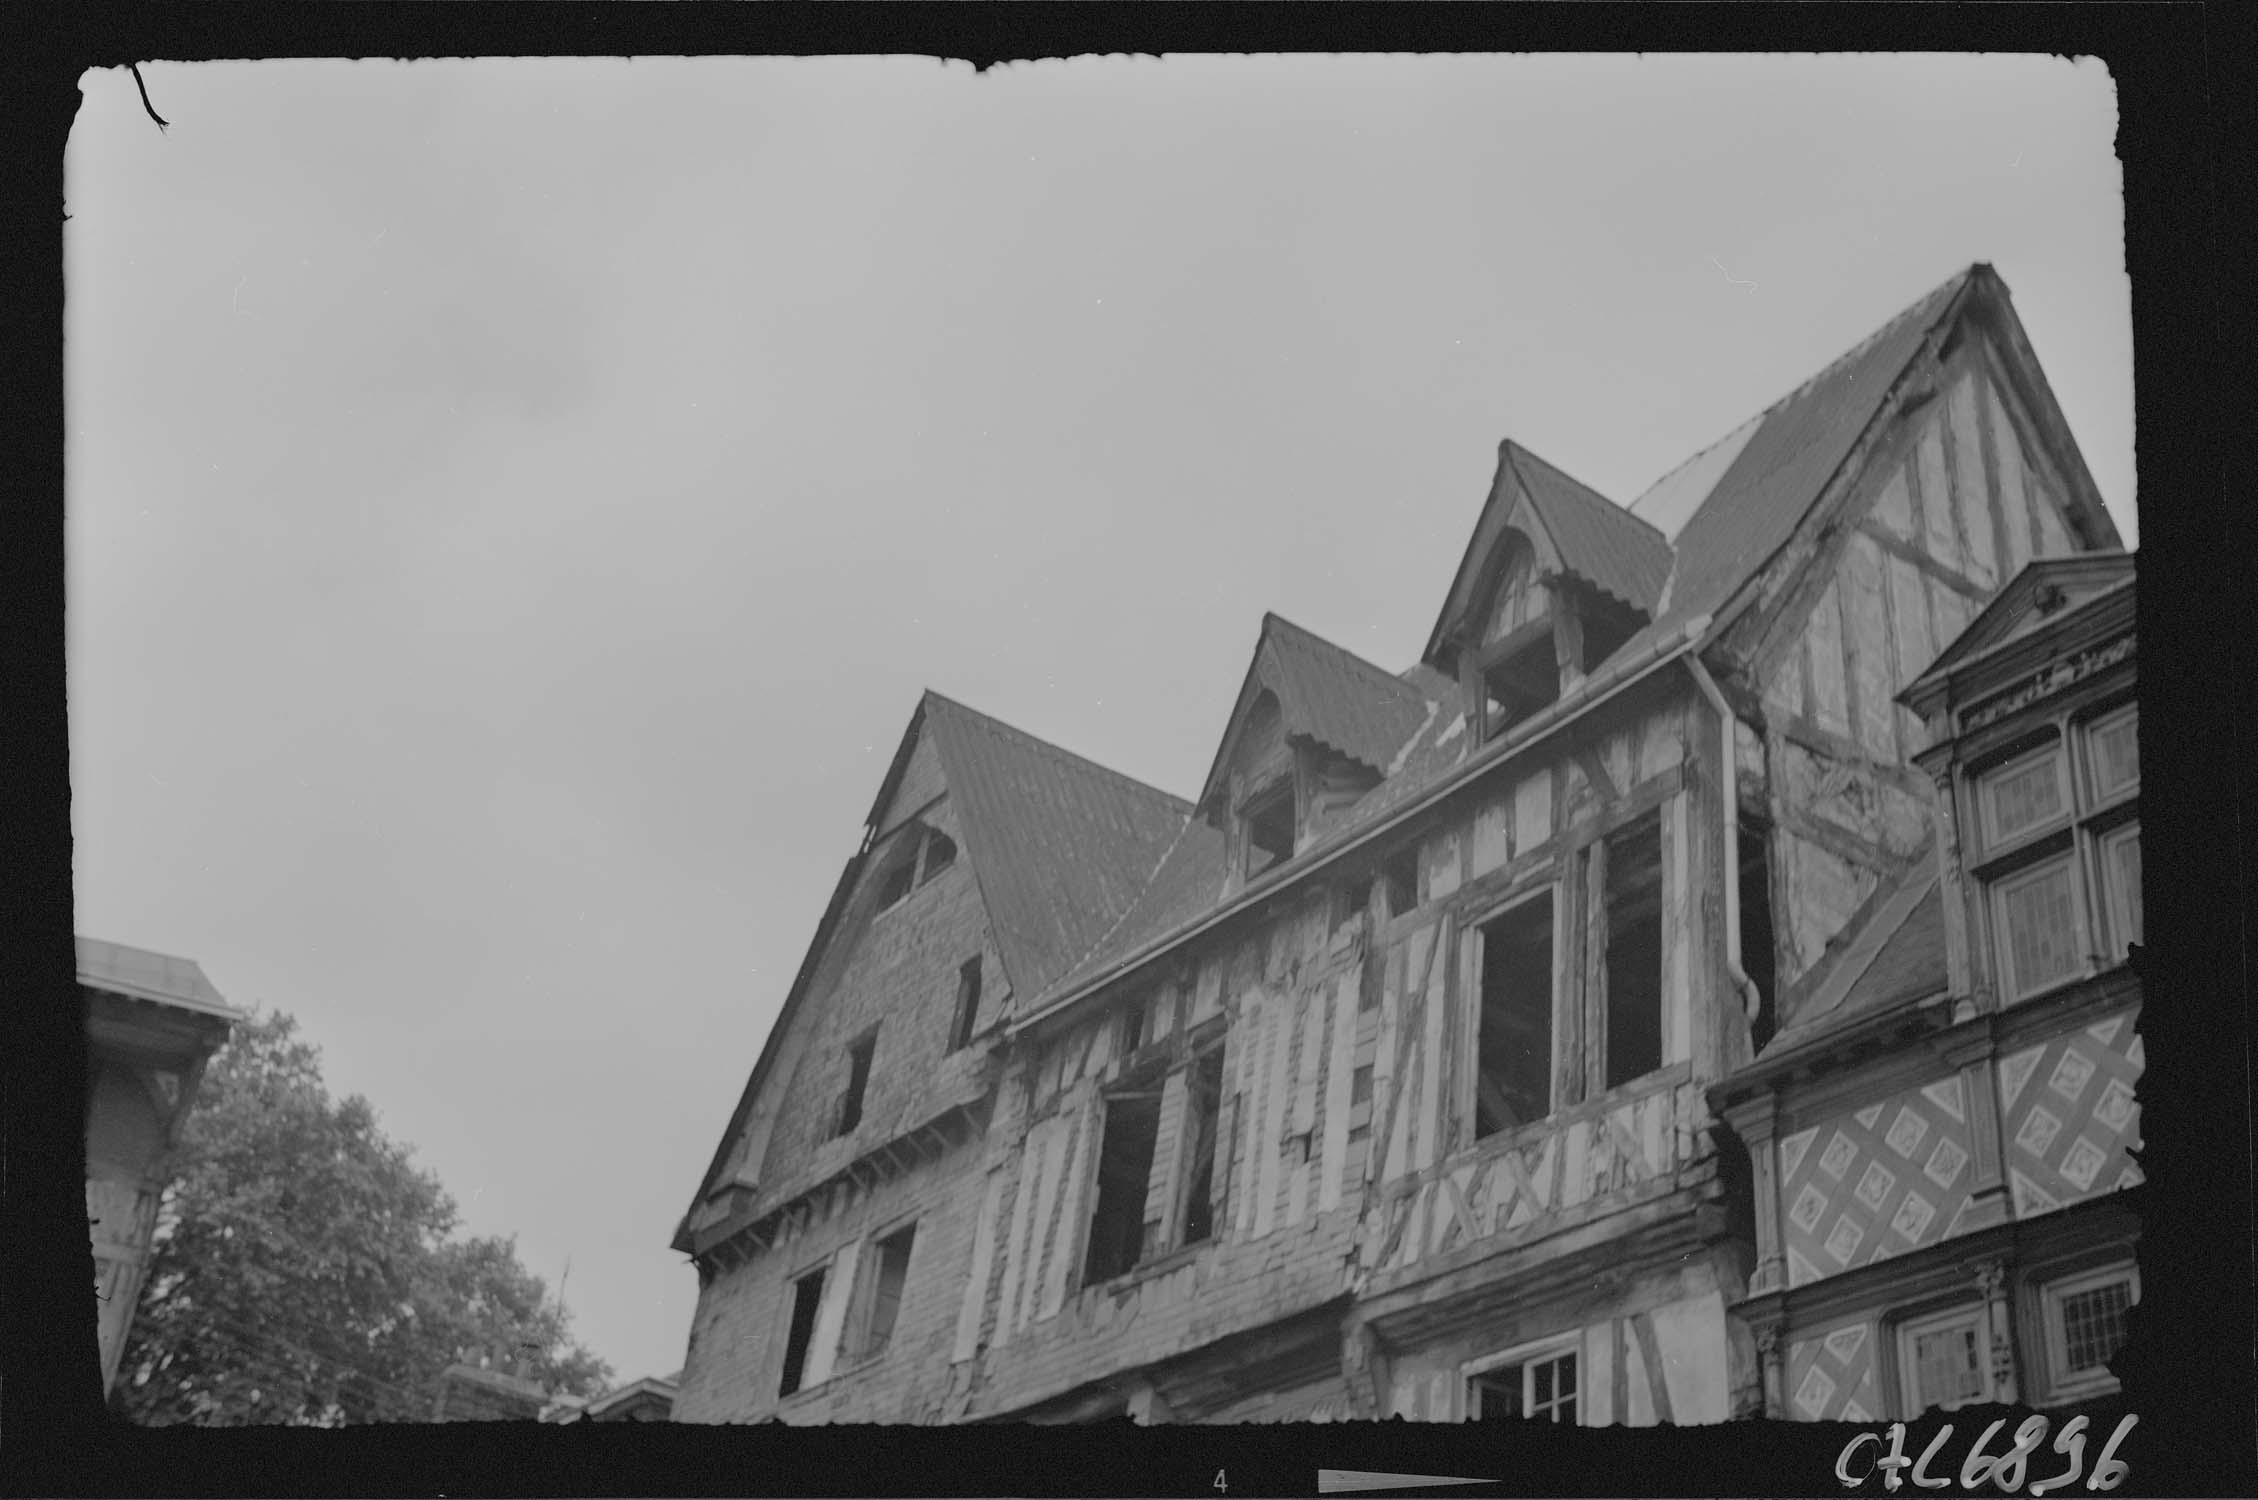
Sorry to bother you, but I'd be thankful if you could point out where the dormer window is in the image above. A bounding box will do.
[1241,780,1296,879]
[1478,630,1562,739]
[875,823,956,912]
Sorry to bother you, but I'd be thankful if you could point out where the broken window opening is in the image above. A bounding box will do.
[1482,640,1562,740]
[855,1224,916,1359]
[949,958,982,1052]
[1177,1048,1225,1248]
[777,1266,826,1398]
[1242,781,1296,879]
[875,851,917,911]
[1083,1091,1162,1285]
[1739,820,1779,1052]
[1476,890,1555,1139]
[1602,815,1665,1091]
[919,829,956,883]
[835,1033,876,1137]
[1579,607,1640,679]
[1381,847,1420,918]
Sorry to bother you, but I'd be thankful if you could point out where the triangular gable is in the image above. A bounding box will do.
[1423,441,1668,668]
[1621,264,2120,666]
[1901,551,2135,697]
[1197,614,1437,813]
[676,691,1197,1246]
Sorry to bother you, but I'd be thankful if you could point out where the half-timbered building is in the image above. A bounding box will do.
[669,263,2137,1426]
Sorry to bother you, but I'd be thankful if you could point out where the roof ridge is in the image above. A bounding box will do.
[1633,264,1978,510]
[921,690,1194,816]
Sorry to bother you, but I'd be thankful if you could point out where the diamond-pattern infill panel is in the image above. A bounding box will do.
[2001,1006,2143,1221]
[1788,1322,1879,1422]
[1780,1072,1979,1288]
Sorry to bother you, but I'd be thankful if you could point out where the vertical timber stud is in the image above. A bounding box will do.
[1726,1093,1786,1294]
[1584,839,1611,1102]
[1943,1028,2010,1233]
[1976,1258,2019,1405]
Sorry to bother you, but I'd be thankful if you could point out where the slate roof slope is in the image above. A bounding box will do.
[76,936,238,1019]
[1199,613,1436,798]
[1762,862,1947,1061]
[922,692,1204,1001]
[1618,267,1980,662]
[1506,442,1674,614]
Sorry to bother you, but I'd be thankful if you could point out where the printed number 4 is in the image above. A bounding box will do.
[1213,1470,1227,1492]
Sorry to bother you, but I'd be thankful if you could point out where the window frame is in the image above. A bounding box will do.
[845,1219,919,1366]
[948,957,983,1053]
[1463,1333,1583,1424]
[1466,882,1560,1141]
[1240,777,1298,879]
[874,822,955,915]
[776,1262,830,1399]
[833,1030,878,1139]
[1894,1302,1992,1418]
[2037,1261,2139,1402]
[1970,703,2141,1005]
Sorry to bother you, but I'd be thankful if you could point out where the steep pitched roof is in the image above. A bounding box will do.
[919,693,1200,1000]
[1198,614,1438,810]
[1762,863,1947,1061]
[1423,441,1671,665]
[76,936,238,1020]
[1618,267,1981,662]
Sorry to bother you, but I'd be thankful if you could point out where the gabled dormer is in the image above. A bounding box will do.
[1423,441,1668,744]
[1899,553,2138,1014]
[1196,614,1436,888]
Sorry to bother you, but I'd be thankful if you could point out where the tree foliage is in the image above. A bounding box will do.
[114,1009,612,1425]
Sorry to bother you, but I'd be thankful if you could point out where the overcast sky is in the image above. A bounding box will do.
[66,54,2130,1388]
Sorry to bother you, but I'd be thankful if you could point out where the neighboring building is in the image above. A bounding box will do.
[80,936,240,1396]
[544,1372,681,1423]
[670,263,2137,1426]
[431,1359,550,1422]
[1715,552,2140,1420]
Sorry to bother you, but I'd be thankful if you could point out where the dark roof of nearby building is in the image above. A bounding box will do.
[922,693,1202,1000]
[76,936,238,1020]
[1763,863,1947,1059]
[1504,442,1674,614]
[1639,268,1976,642]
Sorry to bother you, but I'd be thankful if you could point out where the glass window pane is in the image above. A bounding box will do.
[2001,863,2080,996]
[1987,752,2065,843]
[1913,1321,1985,1409]
[2108,829,2142,951]
[2059,1280,2133,1373]
[2089,712,2139,798]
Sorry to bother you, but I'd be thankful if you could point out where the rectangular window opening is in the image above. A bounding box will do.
[2102,824,2142,956]
[857,1225,915,1359]
[1602,816,1665,1091]
[1739,821,1780,1051]
[1381,847,1420,917]
[1470,1349,1578,1424]
[949,959,983,1052]
[777,1267,826,1398]
[835,1034,876,1137]
[1476,891,1554,1139]
[1897,1305,1988,1416]
[1483,642,1561,739]
[1178,1049,1225,1248]
[1243,783,1296,878]
[1998,859,2080,999]
[1083,1092,1162,1285]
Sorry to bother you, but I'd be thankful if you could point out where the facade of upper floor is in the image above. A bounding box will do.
[668,263,2133,1426]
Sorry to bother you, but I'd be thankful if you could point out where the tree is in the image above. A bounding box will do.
[114,1009,611,1424]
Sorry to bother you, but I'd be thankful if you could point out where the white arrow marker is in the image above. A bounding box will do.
[1319,1471,1492,1493]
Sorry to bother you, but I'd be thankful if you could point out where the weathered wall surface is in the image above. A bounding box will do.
[675,1134,989,1424]
[1751,350,2096,993]
[740,787,1002,1213]
[1381,1276,1740,1426]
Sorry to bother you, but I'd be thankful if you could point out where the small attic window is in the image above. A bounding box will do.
[1480,636,1561,740]
[876,823,954,912]
[1242,781,1296,879]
